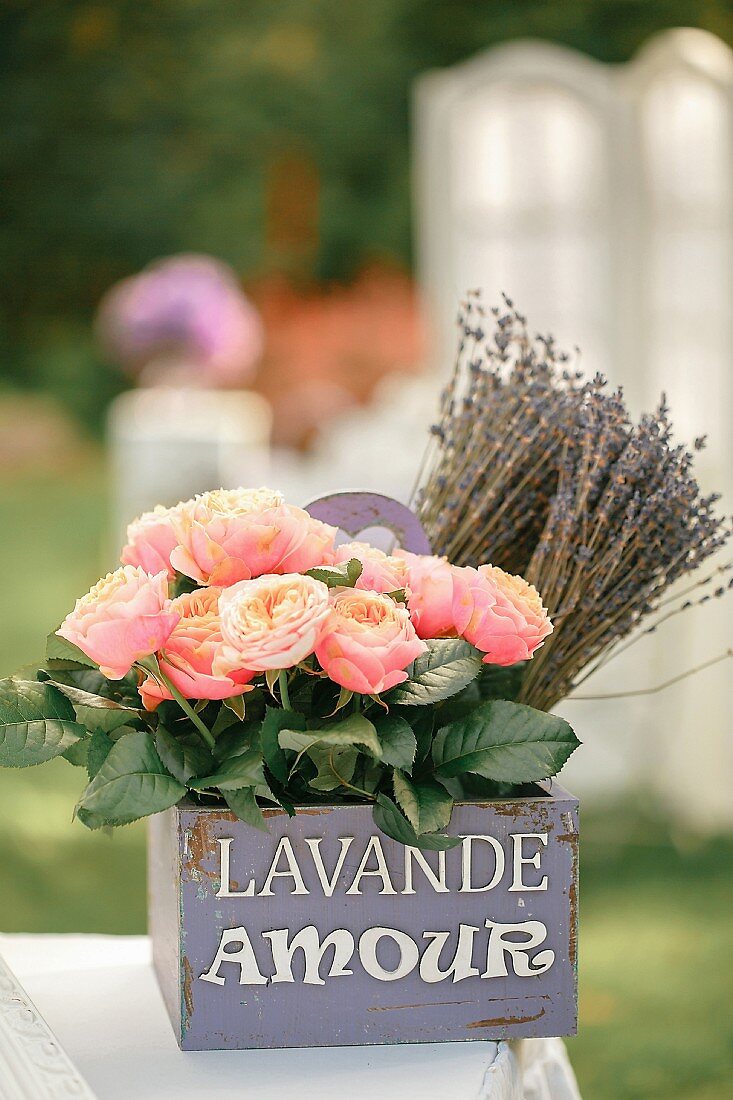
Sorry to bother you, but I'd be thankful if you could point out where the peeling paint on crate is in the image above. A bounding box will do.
[148,784,579,1050]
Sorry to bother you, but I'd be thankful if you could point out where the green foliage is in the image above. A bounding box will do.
[76,730,186,825]
[305,558,363,588]
[0,608,579,846]
[432,700,580,782]
[385,639,483,705]
[0,678,86,767]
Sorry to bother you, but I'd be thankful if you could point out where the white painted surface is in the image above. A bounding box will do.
[0,934,581,1100]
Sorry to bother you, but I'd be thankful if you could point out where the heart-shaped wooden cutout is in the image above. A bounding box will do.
[305,491,432,555]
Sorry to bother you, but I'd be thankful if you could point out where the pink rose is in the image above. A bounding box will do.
[120,505,179,579]
[138,587,255,710]
[454,565,553,666]
[57,566,179,679]
[214,573,331,674]
[169,487,336,586]
[315,588,427,695]
[333,541,408,593]
[397,550,470,640]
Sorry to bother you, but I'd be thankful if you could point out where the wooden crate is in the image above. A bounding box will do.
[148,784,578,1050]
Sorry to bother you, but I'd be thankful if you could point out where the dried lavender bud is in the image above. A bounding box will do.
[415,296,730,711]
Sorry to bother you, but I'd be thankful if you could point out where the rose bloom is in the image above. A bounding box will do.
[333,541,408,594]
[396,550,470,640]
[214,573,331,675]
[138,587,255,710]
[454,565,553,666]
[170,487,336,587]
[315,588,427,695]
[57,566,179,679]
[120,504,179,579]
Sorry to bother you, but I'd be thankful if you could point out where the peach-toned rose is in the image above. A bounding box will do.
[214,573,331,674]
[169,487,336,586]
[315,588,427,695]
[333,541,408,594]
[397,550,471,640]
[120,504,179,579]
[138,587,255,710]
[453,565,553,666]
[57,566,179,679]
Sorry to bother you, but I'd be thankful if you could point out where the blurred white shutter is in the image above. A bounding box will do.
[414,30,733,825]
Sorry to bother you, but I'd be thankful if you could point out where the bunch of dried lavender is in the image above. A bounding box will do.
[415,295,731,712]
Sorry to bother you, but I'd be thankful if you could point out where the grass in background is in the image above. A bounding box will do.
[0,463,731,1097]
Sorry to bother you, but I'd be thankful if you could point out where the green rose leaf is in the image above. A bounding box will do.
[261,707,306,783]
[86,729,114,780]
[76,729,186,825]
[189,747,265,791]
[432,700,581,783]
[223,787,269,832]
[280,713,382,761]
[372,714,417,771]
[155,726,215,784]
[307,743,359,792]
[384,639,483,707]
[0,679,87,767]
[45,632,97,669]
[372,793,461,851]
[46,680,140,734]
[392,770,454,834]
[305,558,363,589]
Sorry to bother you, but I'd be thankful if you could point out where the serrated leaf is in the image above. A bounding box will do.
[280,713,382,761]
[45,632,97,669]
[212,719,260,763]
[223,787,269,832]
[261,707,305,783]
[87,729,114,780]
[62,737,90,767]
[305,558,363,589]
[0,679,86,767]
[77,730,185,825]
[432,700,580,782]
[385,639,483,706]
[46,680,140,733]
[478,663,526,701]
[155,726,214,784]
[372,714,416,771]
[307,743,359,792]
[190,748,265,791]
[372,793,461,851]
[392,770,454,834]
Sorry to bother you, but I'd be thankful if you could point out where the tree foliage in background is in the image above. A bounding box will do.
[2,0,733,425]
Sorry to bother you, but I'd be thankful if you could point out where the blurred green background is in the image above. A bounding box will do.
[2,2,733,1097]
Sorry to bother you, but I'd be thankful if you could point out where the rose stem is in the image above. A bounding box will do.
[278,669,291,711]
[138,656,216,751]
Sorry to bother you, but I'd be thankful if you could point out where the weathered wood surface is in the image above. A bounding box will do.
[148,785,578,1050]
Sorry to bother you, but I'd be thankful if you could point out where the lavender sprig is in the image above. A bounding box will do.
[416,295,731,711]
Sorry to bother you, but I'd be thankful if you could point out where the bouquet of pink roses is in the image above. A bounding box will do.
[0,488,578,848]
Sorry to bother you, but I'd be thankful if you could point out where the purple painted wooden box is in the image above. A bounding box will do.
[148,784,578,1050]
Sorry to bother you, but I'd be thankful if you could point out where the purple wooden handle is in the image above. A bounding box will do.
[304,491,432,554]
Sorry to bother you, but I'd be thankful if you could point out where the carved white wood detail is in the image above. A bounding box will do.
[0,953,96,1100]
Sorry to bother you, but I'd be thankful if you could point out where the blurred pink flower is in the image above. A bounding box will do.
[97,254,263,385]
